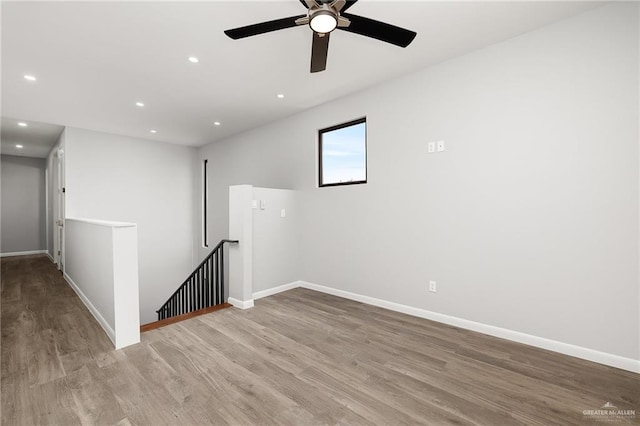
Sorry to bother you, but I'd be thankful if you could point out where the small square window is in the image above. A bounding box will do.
[319,118,367,187]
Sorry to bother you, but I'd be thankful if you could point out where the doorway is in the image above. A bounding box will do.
[56,147,65,271]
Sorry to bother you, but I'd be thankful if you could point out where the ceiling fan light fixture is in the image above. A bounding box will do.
[309,9,338,34]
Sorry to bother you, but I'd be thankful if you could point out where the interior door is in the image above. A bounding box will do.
[56,148,65,272]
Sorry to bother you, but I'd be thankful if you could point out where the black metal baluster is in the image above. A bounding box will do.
[203,260,207,309]
[210,253,215,306]
[221,244,225,304]
[193,274,197,310]
[195,269,199,310]
[216,248,221,305]
[190,276,195,311]
[216,249,222,305]
[193,275,196,311]
[204,261,209,307]
[198,267,202,310]
[212,250,217,306]
[213,250,218,305]
[187,278,191,312]
[200,265,205,310]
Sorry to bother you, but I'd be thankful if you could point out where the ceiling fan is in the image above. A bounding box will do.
[224,0,417,73]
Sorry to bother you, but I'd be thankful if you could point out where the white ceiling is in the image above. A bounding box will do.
[2,1,603,149]
[1,117,64,158]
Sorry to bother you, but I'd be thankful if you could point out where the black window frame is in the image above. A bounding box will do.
[318,117,367,188]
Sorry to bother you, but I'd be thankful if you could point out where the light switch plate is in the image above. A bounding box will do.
[252,200,258,209]
[260,200,266,210]
[437,140,445,152]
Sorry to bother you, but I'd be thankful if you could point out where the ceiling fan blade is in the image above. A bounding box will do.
[224,15,306,39]
[299,0,318,9]
[339,13,416,47]
[310,32,330,73]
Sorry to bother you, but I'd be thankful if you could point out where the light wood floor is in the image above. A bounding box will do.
[2,255,638,425]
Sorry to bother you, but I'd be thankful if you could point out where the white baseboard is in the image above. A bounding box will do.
[0,250,47,258]
[228,297,254,310]
[293,281,639,374]
[233,279,639,373]
[63,272,116,347]
[46,252,54,263]
[253,281,301,300]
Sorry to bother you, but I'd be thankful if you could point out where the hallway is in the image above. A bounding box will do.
[1,255,114,424]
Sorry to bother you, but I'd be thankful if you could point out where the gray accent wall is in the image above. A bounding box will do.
[1,155,47,254]
[196,3,639,360]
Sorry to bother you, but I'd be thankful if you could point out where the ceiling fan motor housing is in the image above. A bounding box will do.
[309,4,339,34]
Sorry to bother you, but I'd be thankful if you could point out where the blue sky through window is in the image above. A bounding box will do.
[321,121,366,185]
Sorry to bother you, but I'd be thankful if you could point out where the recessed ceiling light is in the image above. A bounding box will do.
[150,130,157,134]
[23,75,37,81]
[277,94,285,99]
[135,102,145,107]
[213,121,221,126]
[188,57,199,63]
[18,122,27,127]
[16,145,23,149]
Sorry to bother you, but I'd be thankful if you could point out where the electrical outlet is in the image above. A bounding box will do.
[429,280,437,293]
[281,209,286,218]
[428,141,436,153]
[252,200,258,209]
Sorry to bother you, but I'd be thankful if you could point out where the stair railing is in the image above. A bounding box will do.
[156,239,238,321]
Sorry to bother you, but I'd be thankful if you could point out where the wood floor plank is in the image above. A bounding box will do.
[65,363,127,425]
[30,376,81,425]
[26,328,66,386]
[2,255,638,425]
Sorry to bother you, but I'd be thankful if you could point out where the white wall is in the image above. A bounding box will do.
[198,3,639,362]
[65,218,140,349]
[64,127,195,324]
[227,185,299,305]
[228,185,253,305]
[252,187,299,294]
[0,155,46,254]
[66,220,115,328]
